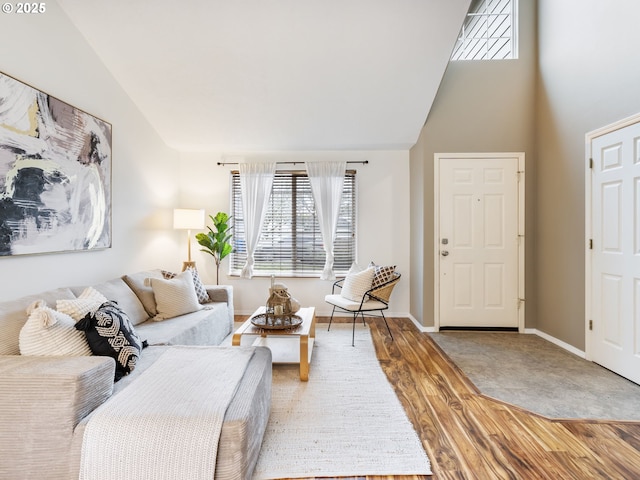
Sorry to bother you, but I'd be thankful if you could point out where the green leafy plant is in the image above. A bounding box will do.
[195,212,233,285]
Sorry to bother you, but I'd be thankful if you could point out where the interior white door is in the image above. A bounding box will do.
[590,121,640,384]
[438,156,519,328]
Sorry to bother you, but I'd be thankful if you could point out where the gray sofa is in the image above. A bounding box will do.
[0,269,272,480]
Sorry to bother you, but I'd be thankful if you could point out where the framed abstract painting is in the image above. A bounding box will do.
[0,71,112,256]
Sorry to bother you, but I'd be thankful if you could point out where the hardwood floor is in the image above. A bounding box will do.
[306,316,640,480]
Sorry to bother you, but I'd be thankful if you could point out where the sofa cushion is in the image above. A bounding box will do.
[122,269,164,317]
[150,270,201,321]
[134,303,231,347]
[19,300,92,357]
[73,278,150,326]
[0,288,77,356]
[0,355,115,480]
[75,301,146,381]
[57,287,107,321]
[162,267,211,304]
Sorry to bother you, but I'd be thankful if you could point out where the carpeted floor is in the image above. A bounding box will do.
[429,331,640,421]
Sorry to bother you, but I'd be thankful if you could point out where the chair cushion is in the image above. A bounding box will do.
[325,294,387,312]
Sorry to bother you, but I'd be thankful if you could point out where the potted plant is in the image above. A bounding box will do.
[195,212,233,285]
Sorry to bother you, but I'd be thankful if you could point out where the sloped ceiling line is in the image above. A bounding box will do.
[58,0,471,152]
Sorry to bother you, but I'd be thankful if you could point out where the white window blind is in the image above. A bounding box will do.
[230,170,356,276]
[451,0,517,61]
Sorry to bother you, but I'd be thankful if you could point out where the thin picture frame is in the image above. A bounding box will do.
[0,71,112,257]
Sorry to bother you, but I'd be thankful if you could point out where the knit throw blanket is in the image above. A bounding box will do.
[80,346,255,480]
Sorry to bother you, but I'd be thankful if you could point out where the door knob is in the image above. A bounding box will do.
[441,250,449,257]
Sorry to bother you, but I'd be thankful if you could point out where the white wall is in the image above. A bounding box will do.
[0,2,180,301]
[177,151,411,317]
[0,5,412,319]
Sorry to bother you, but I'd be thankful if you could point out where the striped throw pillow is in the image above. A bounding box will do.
[19,300,92,356]
[340,266,375,302]
[151,270,201,321]
[161,267,210,304]
[56,287,108,321]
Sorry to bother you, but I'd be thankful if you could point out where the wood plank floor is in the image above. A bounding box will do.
[282,316,640,480]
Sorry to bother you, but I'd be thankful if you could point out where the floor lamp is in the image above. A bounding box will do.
[173,208,205,271]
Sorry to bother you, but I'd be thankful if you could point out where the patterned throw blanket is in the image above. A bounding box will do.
[80,346,255,480]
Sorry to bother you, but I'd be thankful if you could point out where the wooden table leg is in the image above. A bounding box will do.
[310,312,316,339]
[299,310,315,381]
[300,335,309,381]
[232,333,241,346]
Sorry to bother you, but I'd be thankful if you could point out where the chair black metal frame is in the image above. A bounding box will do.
[325,272,400,346]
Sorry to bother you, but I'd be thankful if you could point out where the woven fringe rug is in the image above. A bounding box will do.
[251,323,431,479]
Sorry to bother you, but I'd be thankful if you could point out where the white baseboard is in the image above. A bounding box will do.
[524,328,586,359]
[237,310,585,358]
[406,313,436,332]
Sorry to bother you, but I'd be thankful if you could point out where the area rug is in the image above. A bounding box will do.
[251,324,431,479]
[430,331,640,421]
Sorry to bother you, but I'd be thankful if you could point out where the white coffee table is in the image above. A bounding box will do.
[232,306,316,381]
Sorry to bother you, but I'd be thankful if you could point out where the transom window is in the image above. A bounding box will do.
[229,170,356,277]
[451,0,518,61]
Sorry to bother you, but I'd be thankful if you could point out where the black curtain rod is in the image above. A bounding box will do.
[217,160,368,166]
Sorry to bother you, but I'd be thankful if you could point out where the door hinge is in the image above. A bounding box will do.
[589,158,593,169]
[518,298,525,309]
[589,239,593,249]
[589,319,593,331]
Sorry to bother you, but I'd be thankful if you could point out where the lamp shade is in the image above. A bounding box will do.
[173,208,205,230]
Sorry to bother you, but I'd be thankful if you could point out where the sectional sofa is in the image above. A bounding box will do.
[0,268,271,480]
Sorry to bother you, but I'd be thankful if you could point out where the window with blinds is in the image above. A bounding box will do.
[229,170,356,276]
[451,0,518,61]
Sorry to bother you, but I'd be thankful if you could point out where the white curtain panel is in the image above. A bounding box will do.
[239,162,276,278]
[306,161,346,280]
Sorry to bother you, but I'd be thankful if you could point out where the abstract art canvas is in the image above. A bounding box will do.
[0,72,112,256]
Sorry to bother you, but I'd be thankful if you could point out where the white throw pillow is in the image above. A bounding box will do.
[340,266,375,302]
[56,287,108,321]
[19,300,92,356]
[150,270,201,321]
[161,267,211,304]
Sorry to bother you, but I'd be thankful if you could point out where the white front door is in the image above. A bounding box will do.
[589,119,640,384]
[436,154,523,329]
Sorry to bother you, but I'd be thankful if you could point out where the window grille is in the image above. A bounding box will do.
[229,170,356,276]
[451,0,517,61]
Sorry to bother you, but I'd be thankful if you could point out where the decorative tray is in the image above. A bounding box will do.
[251,313,303,330]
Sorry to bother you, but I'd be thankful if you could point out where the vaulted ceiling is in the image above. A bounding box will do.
[57,0,470,152]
